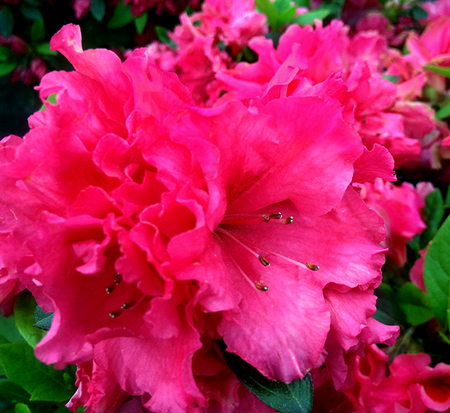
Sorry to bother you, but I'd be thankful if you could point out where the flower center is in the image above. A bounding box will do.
[106,272,145,318]
[215,212,319,292]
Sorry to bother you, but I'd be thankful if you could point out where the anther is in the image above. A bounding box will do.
[281,216,294,224]
[106,284,116,294]
[261,214,270,222]
[255,281,269,291]
[109,309,123,318]
[114,272,123,284]
[121,300,137,309]
[306,262,319,271]
[258,255,270,267]
[270,212,282,219]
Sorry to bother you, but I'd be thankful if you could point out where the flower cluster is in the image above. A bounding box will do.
[2,0,450,412]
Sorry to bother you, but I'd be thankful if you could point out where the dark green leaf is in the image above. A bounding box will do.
[14,291,46,348]
[0,316,24,344]
[0,342,74,402]
[411,6,428,20]
[273,0,293,14]
[424,215,450,328]
[219,340,313,413]
[382,74,401,84]
[294,0,310,7]
[0,6,14,39]
[30,19,44,43]
[134,12,148,34]
[107,1,134,28]
[0,381,30,403]
[445,184,450,209]
[0,45,12,61]
[19,4,43,21]
[436,103,450,120]
[420,189,445,248]
[374,283,406,326]
[0,62,17,77]
[33,307,53,331]
[155,26,177,49]
[424,65,450,78]
[292,9,330,25]
[397,282,434,325]
[23,0,41,6]
[14,403,31,413]
[256,0,283,31]
[90,0,105,21]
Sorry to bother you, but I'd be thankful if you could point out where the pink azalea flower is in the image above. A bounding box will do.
[421,0,450,24]
[359,178,429,267]
[0,24,399,412]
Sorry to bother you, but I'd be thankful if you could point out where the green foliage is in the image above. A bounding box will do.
[424,215,450,329]
[381,74,401,84]
[134,12,148,34]
[424,65,450,78]
[292,9,330,26]
[19,4,43,21]
[219,340,313,413]
[255,0,296,32]
[108,1,134,28]
[0,6,14,38]
[90,0,106,21]
[33,307,53,332]
[436,103,450,120]
[397,282,434,325]
[155,26,177,49]
[14,291,46,348]
[374,283,406,327]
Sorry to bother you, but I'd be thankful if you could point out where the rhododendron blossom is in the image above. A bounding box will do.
[359,179,432,267]
[0,24,399,412]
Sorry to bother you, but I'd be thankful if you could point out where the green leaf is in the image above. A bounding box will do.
[107,1,134,28]
[30,19,45,44]
[35,43,57,56]
[14,291,46,348]
[0,62,17,77]
[33,307,53,331]
[411,6,428,20]
[424,215,450,328]
[294,0,310,7]
[0,381,30,404]
[424,65,450,78]
[445,184,450,209]
[15,403,31,413]
[420,188,445,247]
[255,0,284,31]
[90,0,105,21]
[155,26,177,49]
[397,282,434,325]
[0,316,24,344]
[436,103,450,120]
[292,9,330,25]
[381,74,401,84]
[134,12,148,34]
[23,0,41,7]
[374,283,406,326]
[0,342,74,402]
[0,6,14,39]
[19,4,43,21]
[219,340,313,413]
[0,46,12,61]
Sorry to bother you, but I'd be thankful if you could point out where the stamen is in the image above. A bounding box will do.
[106,284,116,294]
[121,300,137,309]
[281,216,294,224]
[306,262,319,271]
[269,212,282,219]
[109,309,123,318]
[213,233,265,293]
[216,227,262,261]
[221,212,283,225]
[255,281,269,291]
[114,272,123,284]
[258,255,270,267]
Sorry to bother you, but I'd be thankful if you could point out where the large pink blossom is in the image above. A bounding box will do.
[0,24,398,412]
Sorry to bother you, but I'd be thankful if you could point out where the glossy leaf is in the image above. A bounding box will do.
[14,291,46,348]
[0,342,74,402]
[219,340,313,413]
[155,26,177,49]
[0,62,17,77]
[420,188,445,248]
[424,215,450,328]
[397,282,434,325]
[14,403,31,413]
[436,103,450,120]
[0,381,30,404]
[424,65,450,78]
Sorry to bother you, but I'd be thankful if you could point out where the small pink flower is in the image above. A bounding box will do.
[359,178,429,267]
